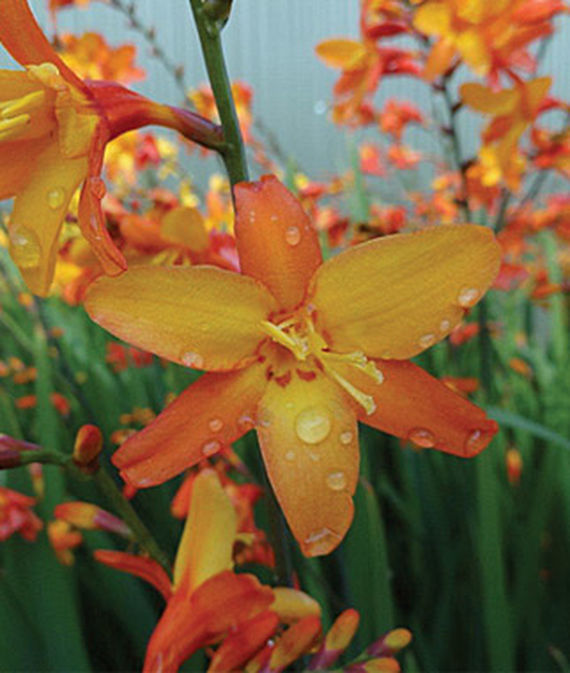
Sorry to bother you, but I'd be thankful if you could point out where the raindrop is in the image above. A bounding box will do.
[89,176,107,200]
[208,418,223,433]
[237,414,254,431]
[9,226,41,269]
[181,351,204,369]
[295,405,331,444]
[419,333,435,348]
[326,471,347,491]
[457,287,479,308]
[303,527,341,556]
[47,187,65,210]
[408,427,436,448]
[339,430,353,445]
[202,439,221,457]
[285,225,301,246]
[285,450,295,462]
[464,429,487,455]
[440,319,451,332]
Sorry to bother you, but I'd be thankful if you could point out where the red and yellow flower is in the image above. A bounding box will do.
[85,175,501,556]
[0,486,43,542]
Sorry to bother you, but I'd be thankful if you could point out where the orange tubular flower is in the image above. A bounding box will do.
[0,0,222,295]
[85,175,501,556]
[95,469,314,672]
[0,486,43,542]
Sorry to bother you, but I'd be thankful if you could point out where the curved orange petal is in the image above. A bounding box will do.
[8,142,87,295]
[173,469,237,593]
[112,363,268,488]
[143,571,274,673]
[234,175,322,312]
[85,266,277,371]
[94,550,172,601]
[256,370,359,557]
[0,138,49,199]
[310,225,501,360]
[460,83,518,115]
[0,0,86,90]
[341,359,498,457]
[315,39,369,70]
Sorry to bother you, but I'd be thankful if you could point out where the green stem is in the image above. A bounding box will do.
[189,0,249,187]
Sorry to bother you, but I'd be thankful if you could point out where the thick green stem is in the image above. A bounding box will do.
[189,0,249,186]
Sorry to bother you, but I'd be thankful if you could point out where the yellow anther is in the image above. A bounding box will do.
[27,63,66,91]
[0,114,31,141]
[261,320,307,360]
[0,91,46,119]
[322,363,377,416]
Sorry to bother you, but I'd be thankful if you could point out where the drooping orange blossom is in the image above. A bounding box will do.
[95,468,320,673]
[0,0,221,295]
[85,175,501,557]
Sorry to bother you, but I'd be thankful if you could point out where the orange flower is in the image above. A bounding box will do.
[0,486,43,541]
[95,469,316,672]
[0,0,221,295]
[413,0,564,80]
[48,520,83,565]
[85,175,501,556]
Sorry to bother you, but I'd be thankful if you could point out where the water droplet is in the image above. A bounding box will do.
[237,414,254,431]
[408,428,435,448]
[285,225,301,246]
[339,430,353,445]
[181,351,204,369]
[208,418,223,433]
[89,176,107,200]
[440,319,451,332]
[89,214,102,238]
[457,287,479,308]
[309,451,320,462]
[419,333,435,348]
[202,439,221,457]
[9,226,41,269]
[47,187,65,210]
[285,450,295,462]
[303,527,341,556]
[295,405,331,444]
[464,429,488,455]
[326,471,347,491]
[270,215,278,223]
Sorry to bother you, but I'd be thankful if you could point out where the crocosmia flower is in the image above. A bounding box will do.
[0,0,220,295]
[85,175,501,556]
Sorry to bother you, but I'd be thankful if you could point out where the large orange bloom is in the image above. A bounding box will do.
[0,0,221,295]
[85,175,501,556]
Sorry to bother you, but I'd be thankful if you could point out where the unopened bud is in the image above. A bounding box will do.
[0,434,39,469]
[367,628,412,658]
[73,425,103,471]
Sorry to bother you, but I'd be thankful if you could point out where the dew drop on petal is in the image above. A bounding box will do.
[457,287,480,308]
[408,427,436,448]
[464,429,488,455]
[295,406,331,444]
[89,176,107,200]
[326,471,347,491]
[202,439,221,457]
[285,225,301,246]
[285,450,295,462]
[304,527,341,556]
[47,187,66,210]
[309,451,320,462]
[208,418,223,433]
[339,431,353,446]
[419,333,435,348]
[9,226,41,269]
[440,319,451,332]
[237,414,255,431]
[181,351,204,369]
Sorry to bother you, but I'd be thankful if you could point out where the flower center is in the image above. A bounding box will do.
[260,310,383,415]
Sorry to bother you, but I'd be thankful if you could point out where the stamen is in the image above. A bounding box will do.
[322,362,377,416]
[0,91,46,119]
[260,320,306,358]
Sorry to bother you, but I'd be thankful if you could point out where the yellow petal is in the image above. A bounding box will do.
[173,469,237,593]
[315,39,369,70]
[456,29,490,76]
[413,3,451,36]
[460,83,518,115]
[8,142,87,296]
[84,266,278,371]
[310,225,501,360]
[0,138,48,199]
[256,371,359,557]
[161,206,209,252]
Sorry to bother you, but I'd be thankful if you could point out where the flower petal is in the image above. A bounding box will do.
[256,370,359,557]
[85,266,277,371]
[235,175,322,312]
[0,139,48,199]
[94,550,172,601]
[341,359,498,457]
[0,0,86,89]
[460,83,518,115]
[173,469,237,594]
[310,225,501,360]
[315,39,370,70]
[112,363,268,487]
[8,142,87,296]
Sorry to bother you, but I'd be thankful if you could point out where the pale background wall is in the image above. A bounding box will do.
[2,1,569,192]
